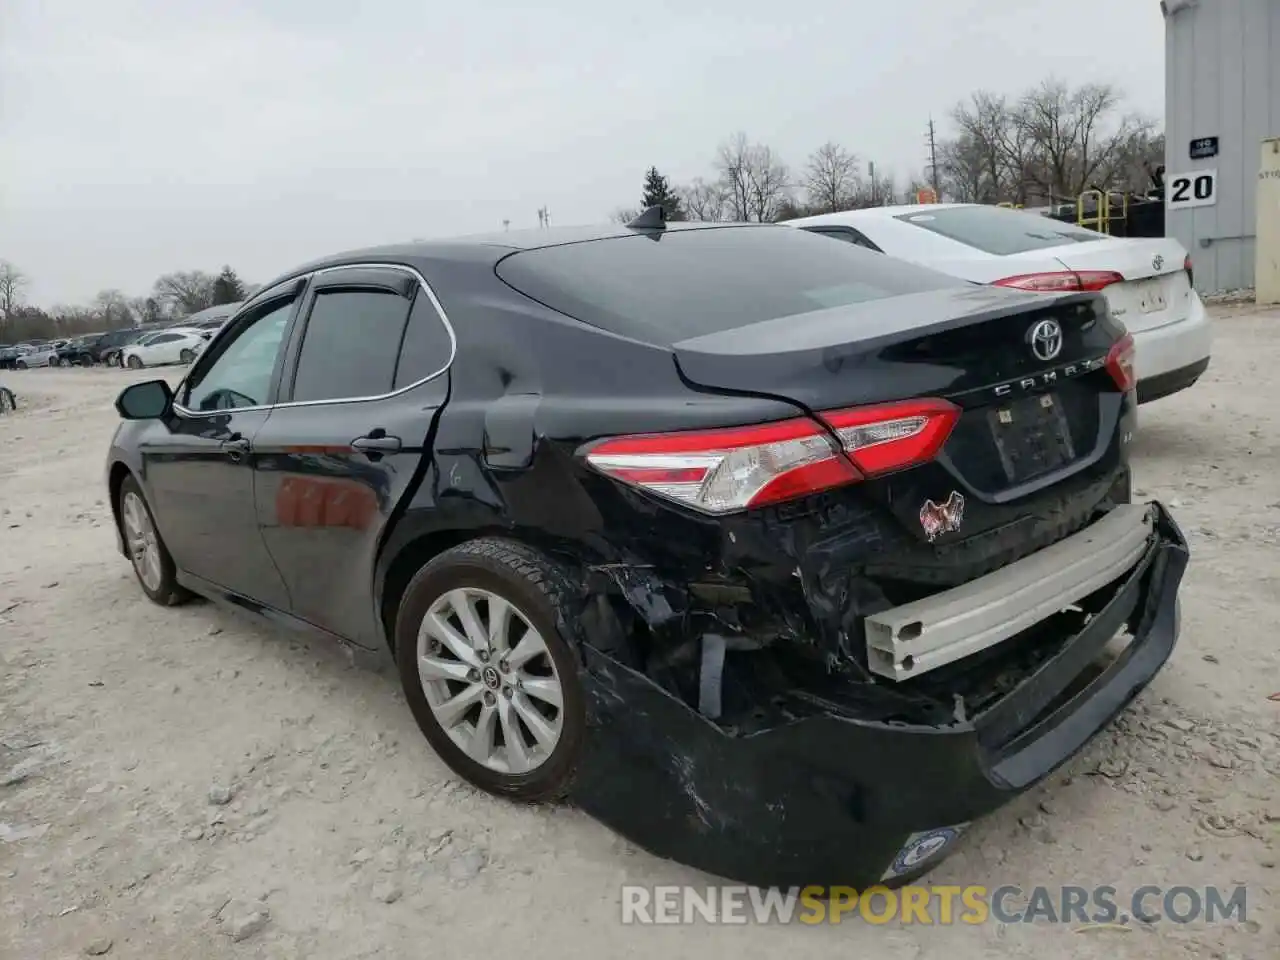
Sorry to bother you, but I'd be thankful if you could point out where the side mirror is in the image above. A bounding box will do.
[115,379,173,420]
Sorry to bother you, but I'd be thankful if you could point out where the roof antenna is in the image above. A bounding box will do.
[626,204,667,230]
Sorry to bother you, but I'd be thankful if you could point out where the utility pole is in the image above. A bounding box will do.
[536,207,550,228]
[502,219,510,231]
[868,161,877,206]
[926,117,941,199]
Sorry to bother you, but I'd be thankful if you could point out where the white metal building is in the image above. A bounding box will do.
[1162,0,1280,293]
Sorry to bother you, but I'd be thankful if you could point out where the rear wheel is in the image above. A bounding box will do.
[395,538,586,802]
[117,476,189,606]
[125,354,143,369]
[106,353,120,367]
[179,348,195,363]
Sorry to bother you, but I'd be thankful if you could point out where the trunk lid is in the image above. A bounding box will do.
[1044,236,1194,335]
[674,285,1129,550]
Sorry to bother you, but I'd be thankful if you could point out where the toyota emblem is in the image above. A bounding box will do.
[1028,318,1063,362]
[1152,254,1164,271]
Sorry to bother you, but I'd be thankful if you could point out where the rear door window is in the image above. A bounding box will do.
[289,289,413,403]
[894,206,1105,255]
[494,225,962,344]
[392,292,453,389]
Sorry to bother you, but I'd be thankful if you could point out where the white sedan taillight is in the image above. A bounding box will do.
[583,399,960,514]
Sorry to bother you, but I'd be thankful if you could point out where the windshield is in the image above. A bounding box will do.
[894,206,1106,255]
[494,225,963,343]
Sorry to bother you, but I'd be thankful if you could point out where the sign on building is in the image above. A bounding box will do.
[1166,168,1218,209]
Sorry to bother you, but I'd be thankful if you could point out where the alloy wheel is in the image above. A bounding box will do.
[121,491,162,592]
[126,355,142,369]
[416,587,565,775]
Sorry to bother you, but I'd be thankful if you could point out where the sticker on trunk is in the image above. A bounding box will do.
[919,491,964,541]
[880,824,969,881]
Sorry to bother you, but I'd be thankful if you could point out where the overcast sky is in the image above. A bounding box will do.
[1,0,1165,306]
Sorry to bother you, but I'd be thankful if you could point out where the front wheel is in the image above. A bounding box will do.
[15,360,27,370]
[395,538,586,802]
[179,348,195,363]
[125,354,143,369]
[80,356,94,367]
[0,388,14,413]
[117,475,189,606]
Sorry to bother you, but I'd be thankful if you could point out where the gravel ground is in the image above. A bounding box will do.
[1,305,1277,959]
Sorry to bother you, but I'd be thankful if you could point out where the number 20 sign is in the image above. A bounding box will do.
[1166,168,1218,209]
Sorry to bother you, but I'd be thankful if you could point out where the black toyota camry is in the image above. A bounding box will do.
[106,211,1187,888]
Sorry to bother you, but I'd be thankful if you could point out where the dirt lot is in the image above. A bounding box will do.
[1,304,1277,960]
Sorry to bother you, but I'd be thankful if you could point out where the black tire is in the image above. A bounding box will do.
[15,360,27,370]
[395,537,586,802]
[125,354,143,369]
[179,348,195,363]
[117,475,190,607]
[106,353,120,367]
[80,356,93,367]
[0,388,14,413]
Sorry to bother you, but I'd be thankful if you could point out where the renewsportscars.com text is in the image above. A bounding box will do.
[620,884,1248,925]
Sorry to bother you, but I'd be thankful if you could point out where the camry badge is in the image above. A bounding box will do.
[919,491,965,542]
[1028,319,1063,362]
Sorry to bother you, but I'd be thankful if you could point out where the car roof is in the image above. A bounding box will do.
[783,203,980,227]
[251,222,776,296]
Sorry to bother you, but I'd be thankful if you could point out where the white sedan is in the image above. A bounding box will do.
[120,328,209,369]
[784,203,1212,404]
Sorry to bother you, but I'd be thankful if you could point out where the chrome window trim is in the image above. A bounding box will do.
[172,261,458,418]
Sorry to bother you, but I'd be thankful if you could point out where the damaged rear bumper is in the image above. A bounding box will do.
[568,502,1188,889]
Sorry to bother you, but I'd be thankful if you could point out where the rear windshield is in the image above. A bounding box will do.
[494,225,964,343]
[894,206,1105,255]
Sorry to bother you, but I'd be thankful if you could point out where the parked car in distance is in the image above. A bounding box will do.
[14,340,64,369]
[105,216,1187,890]
[54,334,105,367]
[119,328,208,369]
[93,327,151,366]
[171,301,243,332]
[0,344,35,370]
[784,203,1212,404]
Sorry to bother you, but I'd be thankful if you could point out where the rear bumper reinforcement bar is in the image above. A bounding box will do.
[864,504,1155,681]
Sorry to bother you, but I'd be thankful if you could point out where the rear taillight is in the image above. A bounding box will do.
[583,400,959,515]
[1106,333,1136,393]
[994,270,1125,293]
[1183,253,1193,288]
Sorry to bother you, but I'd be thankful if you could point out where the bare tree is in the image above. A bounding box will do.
[938,133,990,202]
[713,133,792,222]
[803,142,860,214]
[94,289,133,330]
[678,177,731,222]
[715,133,754,220]
[1019,79,1141,199]
[851,165,897,208]
[152,270,216,316]
[610,207,640,224]
[0,261,28,322]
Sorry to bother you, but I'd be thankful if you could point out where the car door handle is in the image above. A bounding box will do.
[222,436,251,459]
[351,433,402,454]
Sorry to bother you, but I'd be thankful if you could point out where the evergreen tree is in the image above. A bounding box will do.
[639,167,686,221]
[211,266,247,305]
